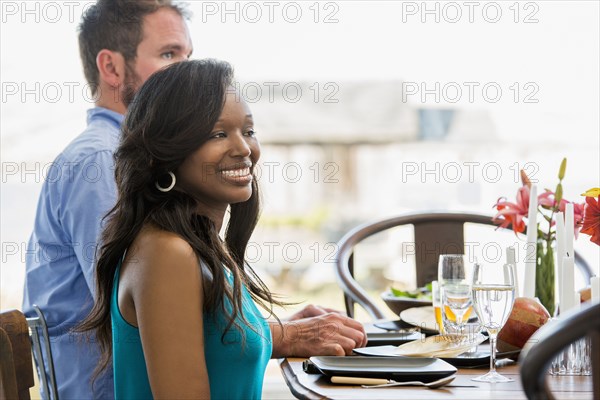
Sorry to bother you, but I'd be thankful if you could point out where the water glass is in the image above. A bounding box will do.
[438,255,473,336]
[550,336,592,376]
[471,262,516,383]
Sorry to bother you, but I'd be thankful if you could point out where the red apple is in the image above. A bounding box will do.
[498,297,551,350]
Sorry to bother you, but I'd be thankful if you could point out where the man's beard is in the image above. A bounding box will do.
[121,62,141,107]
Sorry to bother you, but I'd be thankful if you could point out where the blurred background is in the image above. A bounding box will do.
[2,0,599,322]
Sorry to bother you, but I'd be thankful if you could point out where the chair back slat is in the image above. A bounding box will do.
[28,319,49,398]
[27,305,59,400]
[414,220,465,287]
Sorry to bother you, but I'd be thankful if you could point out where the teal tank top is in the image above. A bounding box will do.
[111,260,272,399]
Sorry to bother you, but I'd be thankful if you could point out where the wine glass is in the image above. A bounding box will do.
[438,255,473,337]
[471,262,516,383]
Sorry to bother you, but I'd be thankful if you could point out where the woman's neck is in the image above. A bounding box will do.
[195,204,226,232]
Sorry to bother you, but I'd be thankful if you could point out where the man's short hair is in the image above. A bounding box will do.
[78,0,188,96]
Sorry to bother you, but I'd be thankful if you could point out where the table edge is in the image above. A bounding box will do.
[278,358,328,400]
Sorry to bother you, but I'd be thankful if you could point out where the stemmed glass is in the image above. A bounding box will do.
[438,255,473,337]
[471,262,516,383]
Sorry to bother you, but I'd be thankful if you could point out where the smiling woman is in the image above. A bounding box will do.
[76,59,281,399]
[177,91,260,220]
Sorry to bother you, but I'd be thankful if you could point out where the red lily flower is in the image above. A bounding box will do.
[537,189,555,208]
[581,195,600,246]
[493,186,530,234]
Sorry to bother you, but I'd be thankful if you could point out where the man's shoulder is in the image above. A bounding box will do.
[58,115,121,165]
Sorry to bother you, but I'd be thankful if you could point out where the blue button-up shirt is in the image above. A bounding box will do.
[23,107,124,399]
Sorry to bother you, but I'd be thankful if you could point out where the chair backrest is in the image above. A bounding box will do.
[0,310,34,400]
[334,211,594,319]
[26,305,59,400]
[519,301,600,400]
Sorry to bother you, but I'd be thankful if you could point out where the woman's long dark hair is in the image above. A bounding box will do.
[78,59,282,378]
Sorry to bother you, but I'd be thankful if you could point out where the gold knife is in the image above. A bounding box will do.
[331,376,392,385]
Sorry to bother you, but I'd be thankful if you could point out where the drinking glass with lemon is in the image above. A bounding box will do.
[437,254,474,337]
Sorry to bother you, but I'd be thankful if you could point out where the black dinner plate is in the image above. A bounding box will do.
[375,318,477,336]
[309,356,457,382]
[373,319,415,331]
[366,330,424,346]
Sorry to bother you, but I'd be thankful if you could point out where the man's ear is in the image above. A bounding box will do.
[96,49,126,88]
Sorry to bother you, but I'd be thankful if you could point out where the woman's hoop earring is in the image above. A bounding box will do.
[155,171,176,192]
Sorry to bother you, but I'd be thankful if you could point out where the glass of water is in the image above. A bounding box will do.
[471,262,516,383]
[438,255,473,336]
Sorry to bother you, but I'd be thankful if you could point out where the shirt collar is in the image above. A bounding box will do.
[86,107,125,128]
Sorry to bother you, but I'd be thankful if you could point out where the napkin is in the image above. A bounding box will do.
[395,334,486,358]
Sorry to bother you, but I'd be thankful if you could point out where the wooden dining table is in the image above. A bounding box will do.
[278,357,594,399]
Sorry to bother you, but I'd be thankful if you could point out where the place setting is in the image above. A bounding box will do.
[360,255,520,368]
[306,253,520,390]
[281,168,598,398]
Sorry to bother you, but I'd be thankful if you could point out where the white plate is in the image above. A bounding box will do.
[399,306,438,333]
[400,306,479,334]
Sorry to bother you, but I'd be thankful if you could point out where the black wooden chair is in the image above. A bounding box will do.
[0,309,35,399]
[519,301,600,399]
[334,211,594,320]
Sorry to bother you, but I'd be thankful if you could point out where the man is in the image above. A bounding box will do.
[23,1,365,398]
[23,1,193,398]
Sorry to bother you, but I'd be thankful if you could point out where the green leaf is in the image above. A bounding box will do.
[390,286,432,300]
[390,287,418,298]
[558,158,567,181]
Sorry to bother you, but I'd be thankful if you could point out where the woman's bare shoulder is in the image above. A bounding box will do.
[123,224,199,282]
